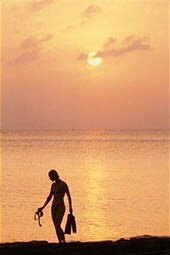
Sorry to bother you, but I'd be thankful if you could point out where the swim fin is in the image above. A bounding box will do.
[64,214,77,234]
[65,214,72,234]
[71,214,77,233]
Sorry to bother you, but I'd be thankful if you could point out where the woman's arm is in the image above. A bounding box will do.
[65,183,73,214]
[39,184,53,211]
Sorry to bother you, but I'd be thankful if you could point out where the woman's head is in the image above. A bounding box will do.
[48,169,59,181]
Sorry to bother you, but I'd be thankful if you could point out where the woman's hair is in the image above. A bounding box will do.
[48,169,59,179]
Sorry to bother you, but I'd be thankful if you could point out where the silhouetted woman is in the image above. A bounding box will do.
[38,169,73,243]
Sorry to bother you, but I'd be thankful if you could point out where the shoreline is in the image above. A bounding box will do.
[0,236,170,255]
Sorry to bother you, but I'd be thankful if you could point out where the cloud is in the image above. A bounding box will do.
[39,34,53,42]
[103,37,117,50]
[10,50,40,66]
[81,5,102,24]
[30,0,56,12]
[79,35,152,60]
[65,5,102,30]
[10,34,53,66]
[101,35,152,57]
[79,53,88,61]
[21,34,53,49]
[21,36,39,49]
[82,5,102,18]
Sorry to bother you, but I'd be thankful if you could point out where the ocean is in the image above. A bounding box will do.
[0,130,169,243]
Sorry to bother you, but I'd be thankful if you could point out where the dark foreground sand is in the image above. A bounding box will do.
[0,236,170,255]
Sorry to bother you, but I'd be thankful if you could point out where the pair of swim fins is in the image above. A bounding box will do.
[65,214,77,234]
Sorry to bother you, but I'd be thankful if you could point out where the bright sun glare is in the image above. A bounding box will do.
[87,51,103,67]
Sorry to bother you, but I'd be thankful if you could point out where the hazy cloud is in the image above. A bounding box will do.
[79,35,152,60]
[10,50,40,66]
[39,34,53,42]
[101,35,152,57]
[21,36,39,49]
[30,0,56,12]
[21,34,53,49]
[10,34,53,65]
[103,37,117,50]
[82,5,102,18]
[81,4,102,24]
[79,53,87,61]
[65,5,102,30]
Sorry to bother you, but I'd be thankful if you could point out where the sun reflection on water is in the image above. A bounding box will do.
[81,156,110,239]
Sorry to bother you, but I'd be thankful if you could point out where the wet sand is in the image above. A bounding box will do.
[0,236,170,255]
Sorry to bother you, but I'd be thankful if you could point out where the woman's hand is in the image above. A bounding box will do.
[38,207,43,212]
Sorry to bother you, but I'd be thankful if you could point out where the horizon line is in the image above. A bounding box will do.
[0,128,169,132]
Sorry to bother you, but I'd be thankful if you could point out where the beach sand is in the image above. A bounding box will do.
[0,236,170,255]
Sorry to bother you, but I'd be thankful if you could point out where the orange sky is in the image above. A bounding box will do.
[1,0,169,130]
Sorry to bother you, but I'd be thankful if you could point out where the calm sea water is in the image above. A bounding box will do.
[0,130,169,243]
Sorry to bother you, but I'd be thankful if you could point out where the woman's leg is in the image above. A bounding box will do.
[51,205,65,243]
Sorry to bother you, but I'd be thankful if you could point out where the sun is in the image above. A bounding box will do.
[87,51,103,67]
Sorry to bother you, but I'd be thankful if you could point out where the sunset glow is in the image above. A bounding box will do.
[1,0,168,130]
